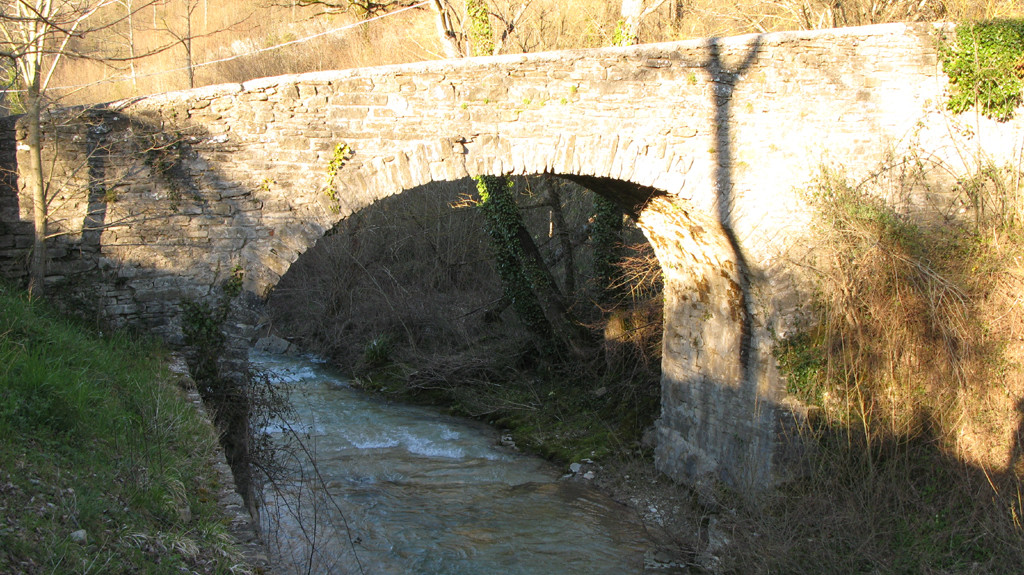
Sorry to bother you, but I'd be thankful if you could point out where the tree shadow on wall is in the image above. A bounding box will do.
[0,106,217,293]
[0,104,274,512]
[0,116,31,281]
[689,36,1024,570]
[704,35,762,401]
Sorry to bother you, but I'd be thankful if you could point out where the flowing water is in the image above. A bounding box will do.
[251,350,657,574]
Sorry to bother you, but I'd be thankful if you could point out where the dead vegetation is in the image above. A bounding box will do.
[721,143,1024,572]
[267,175,664,464]
[37,0,1024,109]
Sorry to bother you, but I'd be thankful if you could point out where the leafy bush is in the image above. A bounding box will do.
[942,20,1024,122]
[363,334,393,368]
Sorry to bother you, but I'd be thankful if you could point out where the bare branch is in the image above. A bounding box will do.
[491,0,530,55]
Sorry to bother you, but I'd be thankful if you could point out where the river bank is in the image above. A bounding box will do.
[320,333,1024,574]
[166,354,272,572]
[0,283,267,574]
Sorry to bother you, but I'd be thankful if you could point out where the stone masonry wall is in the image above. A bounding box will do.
[2,22,1022,492]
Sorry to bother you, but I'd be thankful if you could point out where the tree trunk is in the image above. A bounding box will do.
[126,0,138,93]
[492,2,529,56]
[476,176,589,355]
[592,194,623,301]
[541,176,575,296]
[25,77,46,298]
[513,211,590,354]
[618,0,667,46]
[184,6,194,89]
[432,0,464,58]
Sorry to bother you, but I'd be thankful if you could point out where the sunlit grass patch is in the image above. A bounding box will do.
[0,282,245,574]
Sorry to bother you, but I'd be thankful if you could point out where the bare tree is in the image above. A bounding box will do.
[109,0,179,93]
[273,0,419,17]
[0,0,118,296]
[161,0,198,88]
[111,0,143,91]
[431,0,464,57]
[265,0,530,59]
[0,0,185,295]
[489,0,529,55]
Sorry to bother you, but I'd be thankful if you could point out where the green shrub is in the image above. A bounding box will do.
[941,20,1024,122]
[363,334,393,367]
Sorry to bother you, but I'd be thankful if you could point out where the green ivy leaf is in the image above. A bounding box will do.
[941,20,1024,122]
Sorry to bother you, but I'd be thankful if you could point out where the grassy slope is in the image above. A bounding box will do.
[0,283,246,574]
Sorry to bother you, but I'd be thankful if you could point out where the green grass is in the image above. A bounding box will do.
[0,282,246,574]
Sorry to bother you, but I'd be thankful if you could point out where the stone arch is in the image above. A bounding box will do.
[0,89,805,493]
[257,131,796,489]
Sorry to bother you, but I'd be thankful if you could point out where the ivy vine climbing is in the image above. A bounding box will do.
[324,142,354,209]
[475,175,551,338]
[592,194,624,301]
[465,0,494,57]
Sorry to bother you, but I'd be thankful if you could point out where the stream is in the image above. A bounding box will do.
[251,350,659,574]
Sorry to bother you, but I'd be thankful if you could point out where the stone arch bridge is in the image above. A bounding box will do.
[1,22,1019,492]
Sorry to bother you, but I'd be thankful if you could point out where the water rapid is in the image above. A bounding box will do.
[251,350,657,574]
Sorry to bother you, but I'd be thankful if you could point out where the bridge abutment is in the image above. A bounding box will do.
[638,194,803,488]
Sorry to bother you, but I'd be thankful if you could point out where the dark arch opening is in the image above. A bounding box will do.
[265,173,665,463]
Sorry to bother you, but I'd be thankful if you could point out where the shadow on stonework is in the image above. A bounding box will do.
[0,103,270,510]
[705,35,762,392]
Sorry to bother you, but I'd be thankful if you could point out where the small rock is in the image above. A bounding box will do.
[705,516,730,553]
[641,426,658,449]
[70,529,87,545]
[582,471,595,480]
[569,462,582,474]
[254,335,293,355]
[644,548,689,572]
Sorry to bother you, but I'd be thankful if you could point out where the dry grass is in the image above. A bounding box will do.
[35,0,1024,109]
[799,159,1024,475]
[45,0,439,106]
[724,156,1024,573]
